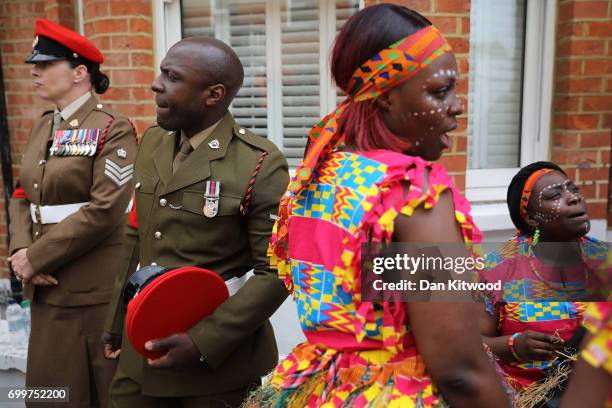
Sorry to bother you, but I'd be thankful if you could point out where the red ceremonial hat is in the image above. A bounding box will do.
[25,18,103,64]
[125,266,229,360]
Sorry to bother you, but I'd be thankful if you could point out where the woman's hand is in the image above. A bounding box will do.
[8,248,36,284]
[514,330,564,361]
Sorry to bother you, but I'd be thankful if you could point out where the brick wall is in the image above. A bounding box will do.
[553,0,612,220]
[81,0,156,134]
[369,0,471,190]
[44,0,76,30]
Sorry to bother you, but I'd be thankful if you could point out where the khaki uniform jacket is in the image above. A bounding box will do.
[104,112,290,396]
[8,96,137,306]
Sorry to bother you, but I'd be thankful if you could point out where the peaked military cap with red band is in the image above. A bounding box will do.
[25,18,104,64]
[124,265,229,360]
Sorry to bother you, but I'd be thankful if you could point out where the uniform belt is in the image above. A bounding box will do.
[30,202,90,224]
[133,264,250,297]
[30,199,134,224]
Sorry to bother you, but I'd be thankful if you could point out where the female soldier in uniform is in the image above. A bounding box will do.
[8,18,137,407]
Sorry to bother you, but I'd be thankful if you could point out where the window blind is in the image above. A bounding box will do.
[279,1,320,165]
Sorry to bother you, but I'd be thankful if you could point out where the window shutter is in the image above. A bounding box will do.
[181,0,269,138]
[279,1,321,166]
[181,0,214,37]
[226,1,269,138]
[468,0,526,169]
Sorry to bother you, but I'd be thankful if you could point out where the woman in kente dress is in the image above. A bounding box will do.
[249,4,512,408]
[479,161,610,402]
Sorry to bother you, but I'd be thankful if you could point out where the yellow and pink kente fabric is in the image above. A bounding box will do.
[581,302,612,407]
[255,150,482,408]
[582,302,612,374]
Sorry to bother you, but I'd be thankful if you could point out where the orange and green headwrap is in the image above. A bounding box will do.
[271,25,451,259]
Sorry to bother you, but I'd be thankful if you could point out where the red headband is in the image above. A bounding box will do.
[520,168,554,220]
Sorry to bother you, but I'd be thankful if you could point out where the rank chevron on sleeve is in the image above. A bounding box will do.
[104,158,134,186]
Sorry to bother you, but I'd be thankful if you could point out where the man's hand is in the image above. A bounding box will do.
[101,332,122,359]
[514,330,565,361]
[8,248,36,284]
[30,274,58,286]
[145,333,201,370]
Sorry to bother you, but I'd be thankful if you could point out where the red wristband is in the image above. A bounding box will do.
[508,332,522,361]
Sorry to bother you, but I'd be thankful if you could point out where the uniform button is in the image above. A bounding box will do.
[154,231,162,239]
[238,128,246,135]
[135,182,141,190]
[159,198,167,207]
[34,231,40,237]
[38,160,46,166]
[33,183,39,190]
[96,103,103,109]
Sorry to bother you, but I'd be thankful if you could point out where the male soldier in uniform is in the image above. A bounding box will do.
[102,37,289,407]
[8,19,137,407]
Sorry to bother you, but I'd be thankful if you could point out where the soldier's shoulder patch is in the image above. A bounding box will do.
[104,158,134,187]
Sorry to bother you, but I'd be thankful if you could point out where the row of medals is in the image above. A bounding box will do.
[50,141,97,157]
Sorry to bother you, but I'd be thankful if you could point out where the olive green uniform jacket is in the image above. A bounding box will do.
[8,95,137,407]
[9,95,137,305]
[104,112,290,396]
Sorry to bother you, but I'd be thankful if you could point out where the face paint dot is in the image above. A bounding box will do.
[437,108,442,112]
[430,110,435,114]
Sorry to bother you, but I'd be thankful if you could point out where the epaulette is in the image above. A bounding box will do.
[232,123,278,153]
[92,102,116,119]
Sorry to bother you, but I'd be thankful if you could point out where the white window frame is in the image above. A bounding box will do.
[467,0,557,201]
[153,0,182,71]
[467,0,557,231]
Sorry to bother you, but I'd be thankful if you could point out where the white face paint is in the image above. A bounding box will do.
[533,180,583,224]
[408,69,459,118]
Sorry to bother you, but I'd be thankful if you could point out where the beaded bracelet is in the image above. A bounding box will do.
[508,332,522,361]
